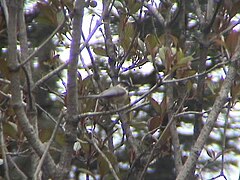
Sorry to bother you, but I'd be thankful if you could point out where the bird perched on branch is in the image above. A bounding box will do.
[81,83,129,105]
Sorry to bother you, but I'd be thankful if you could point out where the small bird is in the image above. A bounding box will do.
[82,83,129,105]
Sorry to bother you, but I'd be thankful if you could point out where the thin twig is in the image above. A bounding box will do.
[103,0,118,84]
[32,62,68,91]
[193,0,204,25]
[36,103,58,124]
[176,37,240,180]
[18,15,66,67]
[175,110,210,117]
[90,138,120,180]
[205,0,222,33]
[126,101,149,113]
[140,0,165,26]
[33,17,104,91]
[77,81,161,119]
[0,118,10,180]
[6,149,30,156]
[79,19,103,52]
[209,19,240,42]
[167,76,183,174]
[162,59,232,84]
[0,78,10,85]
[139,93,188,179]
[221,102,231,175]
[6,155,27,179]
[34,112,64,179]
[0,90,11,99]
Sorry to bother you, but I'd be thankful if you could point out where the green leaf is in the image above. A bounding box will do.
[145,34,159,58]
[93,47,107,56]
[36,2,57,26]
[158,46,167,62]
[127,0,141,14]
[56,9,65,25]
[3,121,18,139]
[98,150,118,177]
[40,128,66,146]
[177,55,193,66]
[124,22,135,37]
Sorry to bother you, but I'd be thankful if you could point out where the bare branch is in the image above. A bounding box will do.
[0,116,10,180]
[90,138,120,180]
[193,0,204,25]
[140,93,188,179]
[209,19,240,42]
[141,0,165,26]
[167,80,183,174]
[7,1,57,178]
[162,60,231,84]
[18,14,66,68]
[175,110,210,117]
[103,0,119,84]
[33,62,68,90]
[33,16,103,91]
[77,81,161,119]
[34,112,63,179]
[206,0,214,22]
[0,78,10,85]
[7,156,28,179]
[57,0,85,178]
[176,38,240,180]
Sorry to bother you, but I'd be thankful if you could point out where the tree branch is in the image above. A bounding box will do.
[193,0,204,25]
[34,112,63,179]
[0,118,10,180]
[57,0,85,178]
[176,38,240,180]
[77,81,161,119]
[167,82,183,175]
[139,93,187,179]
[18,12,66,68]
[7,1,57,178]
[32,15,103,91]
[141,0,165,26]
[90,138,120,180]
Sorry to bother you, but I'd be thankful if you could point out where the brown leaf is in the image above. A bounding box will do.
[225,31,240,57]
[0,58,9,79]
[230,1,240,17]
[148,97,162,114]
[147,116,163,133]
[223,0,233,12]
